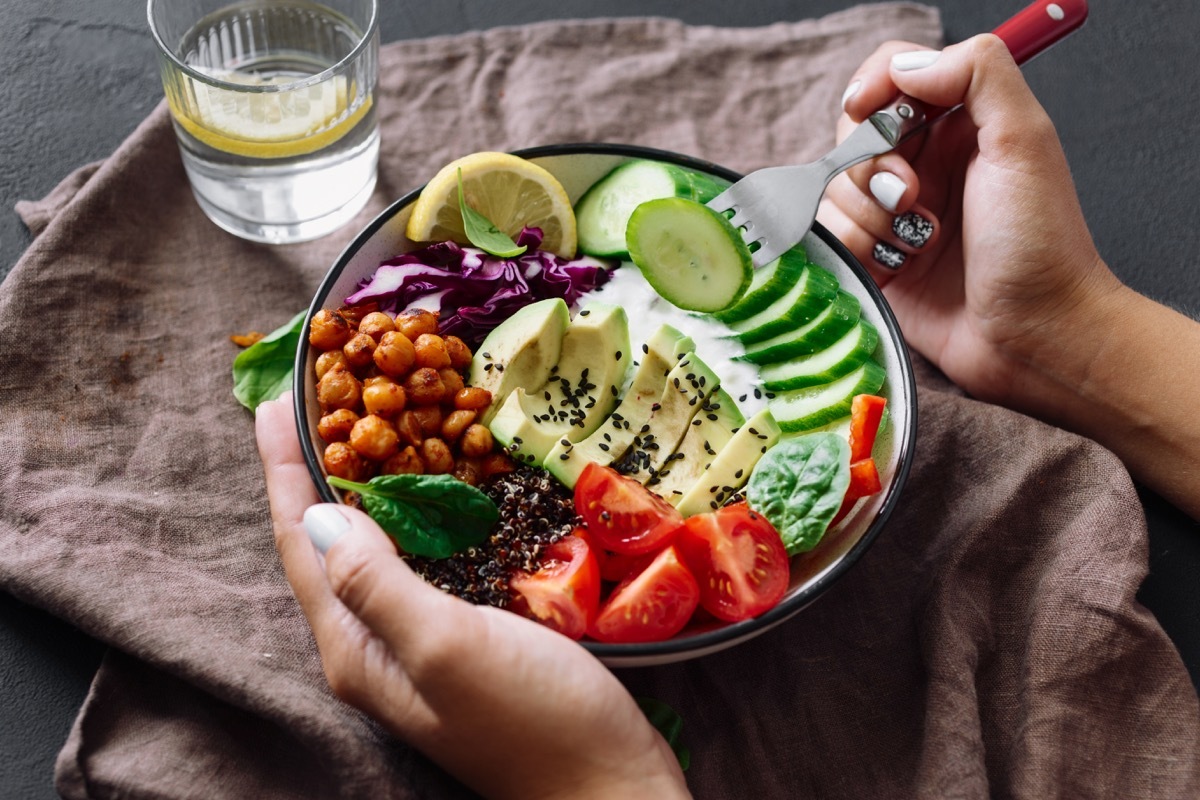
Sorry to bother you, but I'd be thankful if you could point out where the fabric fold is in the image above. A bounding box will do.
[2,6,1196,799]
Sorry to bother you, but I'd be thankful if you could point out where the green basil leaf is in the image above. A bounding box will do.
[457,168,527,257]
[746,432,850,555]
[636,697,690,772]
[327,474,499,559]
[232,310,306,412]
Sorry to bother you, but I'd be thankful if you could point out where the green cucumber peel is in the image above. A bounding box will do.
[458,168,527,257]
[746,432,850,555]
[232,309,306,412]
[326,473,499,559]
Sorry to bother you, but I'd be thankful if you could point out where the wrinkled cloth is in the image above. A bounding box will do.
[3,5,1198,798]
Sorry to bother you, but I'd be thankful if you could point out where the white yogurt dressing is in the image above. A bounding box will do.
[578,263,767,418]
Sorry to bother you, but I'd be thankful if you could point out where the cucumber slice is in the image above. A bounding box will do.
[711,247,807,325]
[728,264,839,345]
[759,321,879,391]
[768,360,887,433]
[626,197,753,313]
[738,291,862,365]
[575,160,730,259]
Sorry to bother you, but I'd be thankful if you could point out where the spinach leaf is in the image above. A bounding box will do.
[232,310,306,412]
[458,168,527,258]
[747,432,850,555]
[636,697,690,771]
[326,473,499,559]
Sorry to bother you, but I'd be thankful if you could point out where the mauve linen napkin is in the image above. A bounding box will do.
[4,5,1199,798]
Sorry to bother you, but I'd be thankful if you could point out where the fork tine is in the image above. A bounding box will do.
[751,239,786,269]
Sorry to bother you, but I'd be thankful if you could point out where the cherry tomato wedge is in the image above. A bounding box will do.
[575,463,683,555]
[509,533,600,640]
[588,545,699,643]
[674,503,789,622]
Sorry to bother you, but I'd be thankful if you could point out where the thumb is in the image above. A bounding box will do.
[303,503,457,648]
[889,34,1059,167]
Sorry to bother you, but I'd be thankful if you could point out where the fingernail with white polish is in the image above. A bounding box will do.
[869,172,907,212]
[304,504,351,554]
[841,80,862,110]
[891,50,941,71]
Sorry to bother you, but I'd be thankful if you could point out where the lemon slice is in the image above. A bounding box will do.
[405,152,578,258]
[166,69,371,160]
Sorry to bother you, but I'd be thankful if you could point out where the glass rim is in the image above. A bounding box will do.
[146,0,379,94]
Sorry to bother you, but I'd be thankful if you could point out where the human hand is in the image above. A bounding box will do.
[255,394,690,800]
[817,35,1126,411]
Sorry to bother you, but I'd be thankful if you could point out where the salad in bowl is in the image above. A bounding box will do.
[295,144,916,667]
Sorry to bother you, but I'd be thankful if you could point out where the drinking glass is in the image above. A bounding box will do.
[148,0,379,244]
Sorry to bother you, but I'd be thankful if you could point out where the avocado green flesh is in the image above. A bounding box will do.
[468,298,570,426]
[674,407,782,517]
[544,324,694,488]
[614,352,720,485]
[656,387,745,505]
[487,303,631,463]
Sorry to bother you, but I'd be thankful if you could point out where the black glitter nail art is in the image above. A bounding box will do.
[874,242,906,270]
[893,212,934,248]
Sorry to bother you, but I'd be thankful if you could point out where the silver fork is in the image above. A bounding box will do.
[708,0,1090,268]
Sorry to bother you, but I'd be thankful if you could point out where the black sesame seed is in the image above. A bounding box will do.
[580,309,591,316]
[642,343,649,354]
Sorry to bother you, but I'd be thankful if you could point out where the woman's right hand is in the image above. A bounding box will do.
[817,34,1125,413]
[818,35,1200,520]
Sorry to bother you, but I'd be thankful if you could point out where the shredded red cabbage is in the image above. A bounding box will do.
[346,228,615,347]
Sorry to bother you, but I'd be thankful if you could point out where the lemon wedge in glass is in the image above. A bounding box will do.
[166,68,371,160]
[405,152,578,259]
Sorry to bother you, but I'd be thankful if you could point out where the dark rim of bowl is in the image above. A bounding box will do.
[294,142,918,661]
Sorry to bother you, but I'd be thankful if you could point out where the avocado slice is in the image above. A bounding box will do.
[655,387,745,505]
[544,324,694,488]
[489,302,631,463]
[614,352,719,486]
[468,298,571,425]
[675,408,782,517]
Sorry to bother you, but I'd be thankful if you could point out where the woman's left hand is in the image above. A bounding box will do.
[256,393,690,800]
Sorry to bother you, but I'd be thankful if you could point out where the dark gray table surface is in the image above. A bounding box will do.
[2,1,1198,797]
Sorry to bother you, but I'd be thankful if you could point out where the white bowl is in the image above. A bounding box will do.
[294,143,917,667]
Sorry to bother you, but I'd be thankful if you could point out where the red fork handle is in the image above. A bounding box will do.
[994,0,1089,65]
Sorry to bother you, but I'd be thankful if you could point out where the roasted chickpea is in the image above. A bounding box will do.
[444,335,472,369]
[381,445,424,476]
[318,408,359,443]
[454,386,492,410]
[459,423,494,457]
[317,366,362,411]
[343,332,377,370]
[358,311,396,341]
[441,409,476,442]
[452,457,482,486]
[395,410,424,446]
[309,309,353,351]
[349,414,400,462]
[315,350,346,380]
[323,442,371,481]
[373,331,416,378]
[362,379,407,417]
[420,437,455,474]
[438,367,465,398]
[411,405,444,437]
[479,452,516,479]
[413,334,451,369]
[395,308,439,340]
[404,367,446,405]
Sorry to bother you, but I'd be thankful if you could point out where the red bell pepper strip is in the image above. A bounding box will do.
[848,394,887,462]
